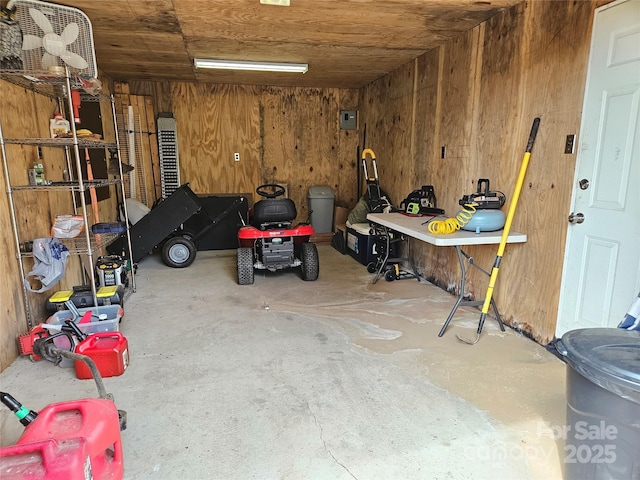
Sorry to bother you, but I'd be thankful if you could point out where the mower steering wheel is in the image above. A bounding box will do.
[256,184,286,199]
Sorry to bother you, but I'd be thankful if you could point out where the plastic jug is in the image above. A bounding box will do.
[49,113,70,138]
[75,332,129,379]
[16,398,124,479]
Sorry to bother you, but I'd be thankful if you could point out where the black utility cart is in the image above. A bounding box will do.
[108,184,245,268]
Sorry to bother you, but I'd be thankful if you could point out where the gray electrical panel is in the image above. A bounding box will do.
[340,110,357,130]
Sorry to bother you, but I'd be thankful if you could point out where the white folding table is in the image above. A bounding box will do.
[367,212,527,336]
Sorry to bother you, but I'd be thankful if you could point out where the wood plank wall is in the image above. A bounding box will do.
[123,82,360,220]
[359,0,603,343]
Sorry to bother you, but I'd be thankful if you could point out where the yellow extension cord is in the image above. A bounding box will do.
[427,204,477,234]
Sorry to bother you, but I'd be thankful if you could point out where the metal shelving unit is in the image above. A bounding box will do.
[3,137,114,148]
[10,179,121,191]
[19,234,122,257]
[0,69,135,329]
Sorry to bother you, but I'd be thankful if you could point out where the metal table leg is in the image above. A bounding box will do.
[438,246,505,337]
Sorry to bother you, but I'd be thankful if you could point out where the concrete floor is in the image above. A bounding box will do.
[1,245,567,480]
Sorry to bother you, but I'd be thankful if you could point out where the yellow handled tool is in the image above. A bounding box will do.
[459,117,540,344]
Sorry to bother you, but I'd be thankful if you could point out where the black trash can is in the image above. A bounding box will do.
[556,328,640,479]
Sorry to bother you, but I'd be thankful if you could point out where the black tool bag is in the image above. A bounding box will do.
[364,187,392,214]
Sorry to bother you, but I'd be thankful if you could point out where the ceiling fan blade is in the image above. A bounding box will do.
[60,50,88,69]
[22,34,43,51]
[60,22,79,45]
[29,8,54,34]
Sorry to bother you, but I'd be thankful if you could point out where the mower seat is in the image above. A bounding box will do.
[252,198,297,229]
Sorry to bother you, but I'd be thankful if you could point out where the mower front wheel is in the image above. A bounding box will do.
[162,236,197,268]
[237,247,255,285]
[300,242,319,281]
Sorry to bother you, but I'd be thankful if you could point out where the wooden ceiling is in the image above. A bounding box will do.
[47,0,522,88]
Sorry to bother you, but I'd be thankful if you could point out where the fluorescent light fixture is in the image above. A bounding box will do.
[194,58,308,73]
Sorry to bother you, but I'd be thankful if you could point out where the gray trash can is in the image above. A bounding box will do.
[556,328,640,479]
[308,186,335,233]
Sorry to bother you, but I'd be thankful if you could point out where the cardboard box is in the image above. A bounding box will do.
[334,206,349,231]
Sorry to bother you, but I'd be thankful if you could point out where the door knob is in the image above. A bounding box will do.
[568,212,585,224]
[579,179,589,190]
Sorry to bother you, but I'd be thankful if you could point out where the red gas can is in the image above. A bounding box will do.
[16,398,123,480]
[74,332,129,380]
[0,437,91,480]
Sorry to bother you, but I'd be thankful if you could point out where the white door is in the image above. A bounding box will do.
[556,0,640,337]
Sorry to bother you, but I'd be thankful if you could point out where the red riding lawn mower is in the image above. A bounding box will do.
[237,184,319,285]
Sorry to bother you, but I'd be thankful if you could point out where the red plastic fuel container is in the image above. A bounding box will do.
[14,398,123,479]
[75,332,129,380]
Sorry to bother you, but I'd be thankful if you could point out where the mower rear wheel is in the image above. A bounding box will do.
[300,242,319,281]
[237,247,255,285]
[162,236,197,268]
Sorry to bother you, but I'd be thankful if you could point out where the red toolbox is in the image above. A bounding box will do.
[74,332,129,380]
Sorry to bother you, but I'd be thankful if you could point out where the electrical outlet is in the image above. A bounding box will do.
[234,152,240,162]
[565,134,576,154]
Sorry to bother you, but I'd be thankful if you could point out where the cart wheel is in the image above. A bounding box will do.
[237,247,255,285]
[300,242,319,281]
[162,236,197,268]
[180,230,199,249]
[367,262,377,274]
[384,269,396,282]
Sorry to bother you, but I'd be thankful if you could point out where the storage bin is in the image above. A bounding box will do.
[556,328,640,479]
[308,186,335,233]
[91,222,127,234]
[47,305,122,338]
[346,222,377,266]
[44,305,123,367]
